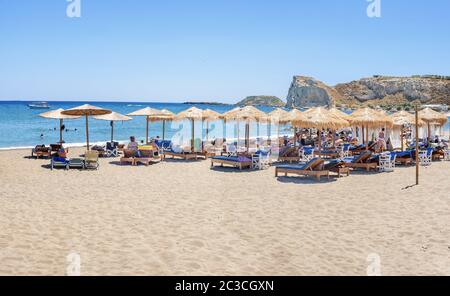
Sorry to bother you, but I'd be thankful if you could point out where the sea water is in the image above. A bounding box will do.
[0,101,286,149]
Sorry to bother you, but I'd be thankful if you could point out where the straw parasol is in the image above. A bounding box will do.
[127,107,166,144]
[222,106,268,150]
[61,104,112,150]
[152,109,175,141]
[286,109,307,147]
[391,111,425,127]
[174,107,205,152]
[390,110,425,151]
[328,107,351,121]
[292,107,349,151]
[39,108,80,144]
[349,107,393,149]
[93,112,132,142]
[201,109,222,142]
[419,107,448,142]
[267,108,290,145]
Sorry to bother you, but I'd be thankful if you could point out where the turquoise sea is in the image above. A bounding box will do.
[0,101,449,149]
[0,101,283,149]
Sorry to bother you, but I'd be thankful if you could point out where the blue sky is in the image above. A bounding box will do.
[1,0,449,103]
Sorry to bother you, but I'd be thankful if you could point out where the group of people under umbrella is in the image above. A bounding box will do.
[38,104,448,154]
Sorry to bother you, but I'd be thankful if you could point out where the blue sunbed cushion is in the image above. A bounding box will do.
[395,151,413,158]
[319,150,336,154]
[53,157,68,163]
[212,156,251,162]
[254,150,270,156]
[302,146,314,155]
[276,163,309,170]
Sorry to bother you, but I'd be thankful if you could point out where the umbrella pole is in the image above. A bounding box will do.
[245,121,249,151]
[223,119,227,141]
[318,129,322,157]
[415,106,419,185]
[111,121,114,142]
[293,127,297,148]
[427,122,431,145]
[267,121,271,146]
[191,119,195,153]
[162,120,166,141]
[401,127,404,151]
[365,125,369,150]
[85,114,90,150]
[362,126,365,145]
[146,116,149,144]
[59,119,63,144]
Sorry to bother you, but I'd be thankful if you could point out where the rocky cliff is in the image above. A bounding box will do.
[335,76,450,107]
[286,75,450,108]
[286,76,343,108]
[237,96,285,107]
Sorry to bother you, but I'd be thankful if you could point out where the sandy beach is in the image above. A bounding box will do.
[0,147,449,276]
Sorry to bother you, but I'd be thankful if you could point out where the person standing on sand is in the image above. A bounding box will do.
[377,128,386,151]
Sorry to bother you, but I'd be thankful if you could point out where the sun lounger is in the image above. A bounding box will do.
[315,149,339,159]
[211,155,252,170]
[278,146,300,163]
[350,142,376,155]
[134,149,160,166]
[51,157,69,170]
[275,158,329,181]
[394,150,415,165]
[120,149,136,165]
[68,158,85,169]
[324,160,350,178]
[84,150,99,170]
[343,151,378,171]
[163,148,199,160]
[31,145,51,159]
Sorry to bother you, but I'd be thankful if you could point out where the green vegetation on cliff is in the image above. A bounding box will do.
[237,96,285,107]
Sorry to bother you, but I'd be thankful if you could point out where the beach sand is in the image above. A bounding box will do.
[0,147,449,275]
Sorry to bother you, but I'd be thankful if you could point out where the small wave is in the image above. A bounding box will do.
[127,104,143,107]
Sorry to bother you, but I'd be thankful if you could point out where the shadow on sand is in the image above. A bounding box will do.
[276,176,337,184]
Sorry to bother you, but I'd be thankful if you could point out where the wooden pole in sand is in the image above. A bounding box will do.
[191,118,195,153]
[146,116,149,144]
[365,125,369,150]
[85,114,90,150]
[111,121,114,142]
[162,120,166,141]
[415,105,419,185]
[59,118,63,144]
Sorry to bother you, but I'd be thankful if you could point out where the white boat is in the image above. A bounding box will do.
[28,102,50,109]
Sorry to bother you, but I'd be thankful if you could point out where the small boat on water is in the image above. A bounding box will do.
[28,102,50,109]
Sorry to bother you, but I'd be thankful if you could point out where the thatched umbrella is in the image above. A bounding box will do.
[220,107,240,142]
[61,104,112,150]
[223,106,267,150]
[127,107,166,144]
[39,108,80,144]
[287,109,307,147]
[174,107,205,152]
[292,107,349,152]
[154,109,175,141]
[93,112,132,142]
[390,111,425,151]
[329,107,351,121]
[349,107,393,149]
[201,109,221,143]
[419,107,448,142]
[328,108,352,146]
[268,108,291,145]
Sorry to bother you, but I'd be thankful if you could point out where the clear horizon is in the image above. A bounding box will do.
[1,0,450,103]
